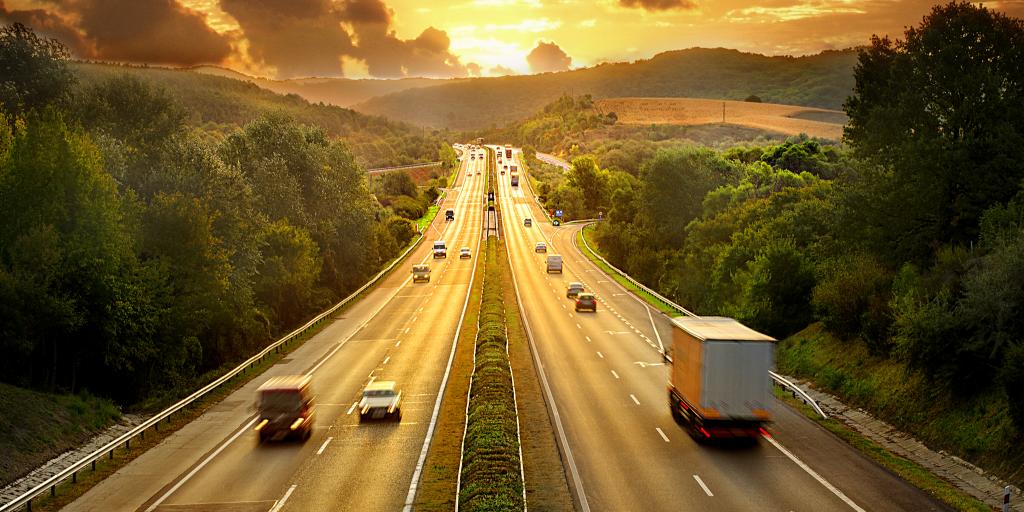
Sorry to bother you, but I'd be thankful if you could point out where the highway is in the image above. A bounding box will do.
[493,146,950,512]
[64,149,487,512]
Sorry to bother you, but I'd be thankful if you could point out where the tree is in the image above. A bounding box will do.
[567,156,607,216]
[379,170,418,198]
[843,2,1024,262]
[0,23,75,115]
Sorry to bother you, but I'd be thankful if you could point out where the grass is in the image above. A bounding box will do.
[575,224,680,316]
[596,97,845,140]
[775,388,991,512]
[778,323,1024,502]
[7,234,426,512]
[457,238,525,512]
[418,204,441,232]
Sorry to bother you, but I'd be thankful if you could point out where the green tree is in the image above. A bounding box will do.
[843,2,1024,262]
[567,156,607,215]
[379,170,418,197]
[0,23,75,115]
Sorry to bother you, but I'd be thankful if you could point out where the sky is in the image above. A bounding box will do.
[2,0,1022,79]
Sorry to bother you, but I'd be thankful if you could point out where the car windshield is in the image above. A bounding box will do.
[260,391,302,412]
[363,390,396,398]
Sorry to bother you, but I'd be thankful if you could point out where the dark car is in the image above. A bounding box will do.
[566,282,584,298]
[445,209,455,221]
[575,293,597,312]
[255,376,315,442]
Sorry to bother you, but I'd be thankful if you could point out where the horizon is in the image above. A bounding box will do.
[4,0,1021,80]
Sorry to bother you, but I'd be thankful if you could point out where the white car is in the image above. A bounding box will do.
[460,247,472,259]
[359,381,402,422]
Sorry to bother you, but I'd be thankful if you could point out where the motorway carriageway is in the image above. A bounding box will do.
[493,146,949,512]
[64,151,486,512]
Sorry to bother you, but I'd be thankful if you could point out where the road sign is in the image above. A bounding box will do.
[555,210,564,218]
[553,219,561,226]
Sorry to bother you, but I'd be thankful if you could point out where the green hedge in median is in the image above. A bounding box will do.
[458,239,525,512]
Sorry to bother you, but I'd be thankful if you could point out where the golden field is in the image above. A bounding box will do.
[596,98,847,140]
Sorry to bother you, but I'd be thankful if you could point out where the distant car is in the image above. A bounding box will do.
[412,264,430,283]
[433,240,447,258]
[535,242,547,253]
[445,209,454,221]
[358,381,402,422]
[566,282,585,298]
[471,154,475,160]
[501,169,505,175]
[255,376,315,442]
[524,218,532,227]
[575,293,597,312]
[460,247,471,259]
[477,170,481,175]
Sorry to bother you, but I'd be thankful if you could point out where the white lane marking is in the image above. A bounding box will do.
[269,484,297,512]
[763,434,866,511]
[316,437,333,455]
[144,417,258,511]
[693,475,713,497]
[568,313,573,318]
[576,323,582,329]
[405,327,411,334]
[630,394,640,405]
[611,370,620,379]
[383,356,391,365]
[561,304,567,309]
[347,402,358,415]
[645,305,666,354]
[395,340,401,347]
[656,427,670,443]
[597,351,604,359]
[585,336,592,343]
[411,316,417,323]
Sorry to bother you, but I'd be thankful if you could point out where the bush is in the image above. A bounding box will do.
[389,195,426,220]
[387,217,417,246]
[745,95,762,103]
[736,240,816,338]
[812,252,893,352]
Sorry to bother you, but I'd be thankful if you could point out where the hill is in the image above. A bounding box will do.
[596,97,846,140]
[72,62,449,168]
[353,48,858,130]
[190,65,458,107]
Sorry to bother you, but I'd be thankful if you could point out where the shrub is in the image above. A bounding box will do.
[812,252,893,352]
[389,195,426,220]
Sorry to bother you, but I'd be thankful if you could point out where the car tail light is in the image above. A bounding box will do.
[699,427,711,439]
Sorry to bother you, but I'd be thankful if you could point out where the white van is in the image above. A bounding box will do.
[546,254,563,274]
[433,240,447,258]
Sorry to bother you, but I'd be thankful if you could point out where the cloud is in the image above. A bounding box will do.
[618,0,696,11]
[467,62,482,76]
[526,41,571,73]
[219,0,468,78]
[220,0,353,78]
[2,0,231,65]
[489,64,517,76]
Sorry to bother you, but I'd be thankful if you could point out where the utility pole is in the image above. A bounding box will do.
[722,101,726,123]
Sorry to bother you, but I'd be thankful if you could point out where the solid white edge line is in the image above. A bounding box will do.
[656,427,670,443]
[402,155,483,512]
[316,437,333,455]
[500,166,591,512]
[346,402,358,415]
[144,417,258,512]
[693,475,713,497]
[269,484,297,512]
[762,434,866,512]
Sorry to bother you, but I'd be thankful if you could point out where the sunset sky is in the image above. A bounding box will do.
[2,0,1022,79]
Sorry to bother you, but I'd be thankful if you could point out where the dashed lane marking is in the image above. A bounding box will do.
[693,475,713,497]
[656,428,670,443]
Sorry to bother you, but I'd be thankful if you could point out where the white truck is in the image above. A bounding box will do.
[667,316,774,441]
[432,240,447,258]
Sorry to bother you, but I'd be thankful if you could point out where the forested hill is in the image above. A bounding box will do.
[74,62,446,169]
[353,48,857,130]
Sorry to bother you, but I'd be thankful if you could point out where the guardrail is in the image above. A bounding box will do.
[367,161,443,174]
[578,223,828,420]
[535,152,570,171]
[1,233,426,512]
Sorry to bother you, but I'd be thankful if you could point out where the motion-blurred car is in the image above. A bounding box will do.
[255,376,315,442]
[535,242,547,253]
[359,381,402,422]
[460,247,472,259]
[433,240,447,258]
[566,282,584,298]
[575,293,597,312]
[524,218,532,227]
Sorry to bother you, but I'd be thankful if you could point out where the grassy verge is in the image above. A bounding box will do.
[414,243,485,511]
[458,238,525,511]
[575,224,679,316]
[774,388,991,512]
[778,323,1023,505]
[498,239,575,510]
[9,234,426,511]
[418,204,441,233]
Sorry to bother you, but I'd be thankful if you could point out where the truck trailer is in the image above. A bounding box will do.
[504,145,512,159]
[667,316,775,441]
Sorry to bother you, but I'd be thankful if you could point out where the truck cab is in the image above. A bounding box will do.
[254,376,315,442]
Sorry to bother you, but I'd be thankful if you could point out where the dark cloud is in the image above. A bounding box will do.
[220,0,353,78]
[526,41,571,73]
[220,0,466,78]
[2,0,231,65]
[619,0,696,11]
[0,1,93,57]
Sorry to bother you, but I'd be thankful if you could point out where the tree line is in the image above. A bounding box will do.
[0,23,445,405]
